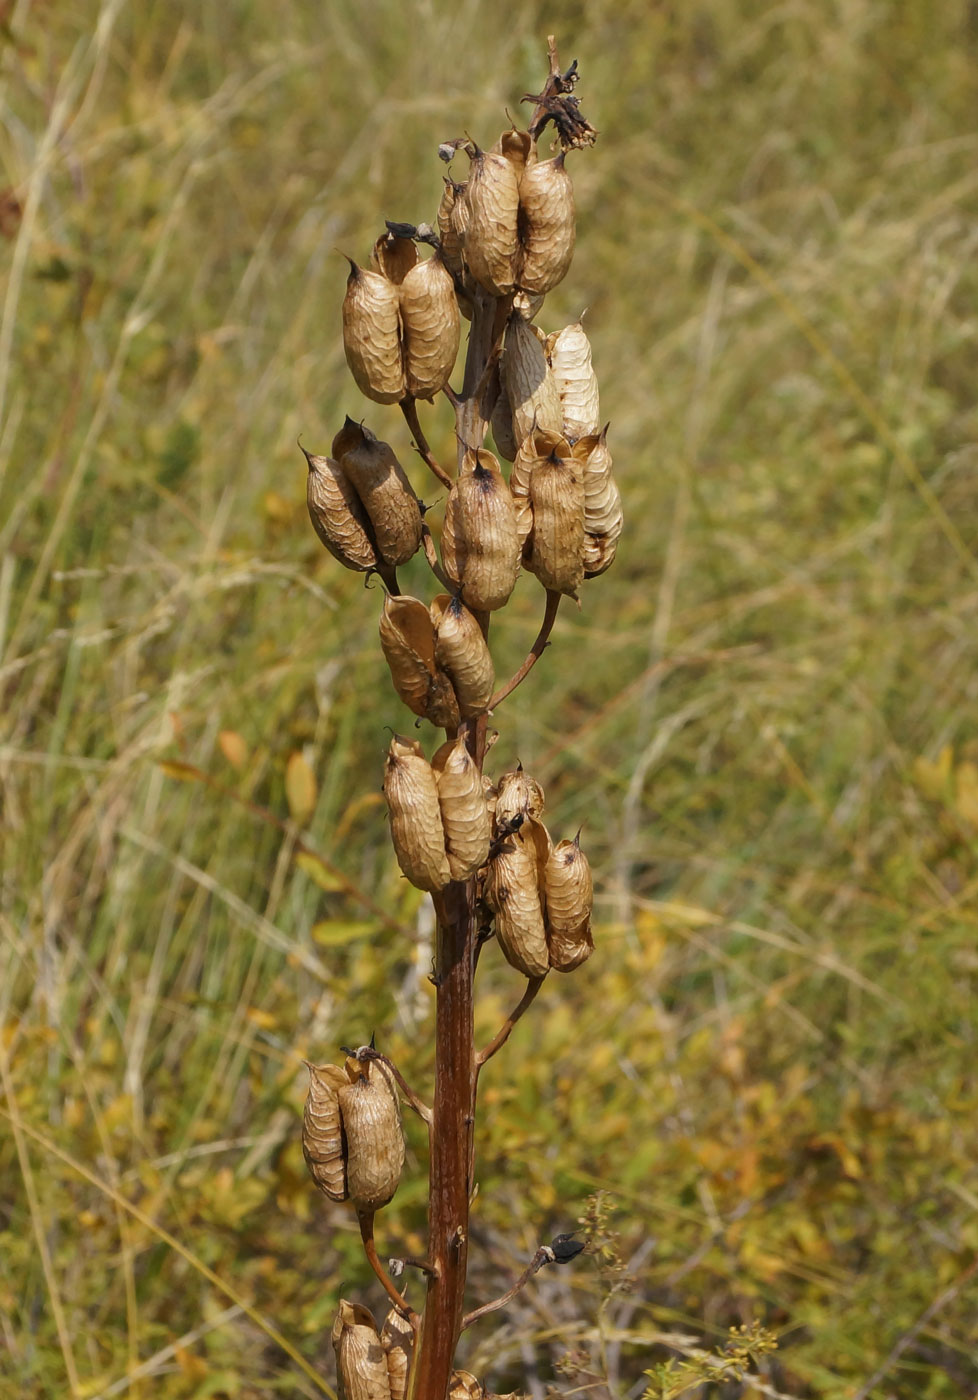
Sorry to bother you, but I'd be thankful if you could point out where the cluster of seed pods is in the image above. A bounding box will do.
[302,1051,405,1213]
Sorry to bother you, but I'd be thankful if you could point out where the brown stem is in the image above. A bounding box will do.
[390,1255,439,1279]
[401,396,453,489]
[475,976,545,1071]
[358,1210,419,1324]
[489,589,561,710]
[421,521,453,591]
[461,1245,555,1330]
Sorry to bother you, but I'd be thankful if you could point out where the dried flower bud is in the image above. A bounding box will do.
[486,815,551,977]
[383,733,452,893]
[338,1056,405,1213]
[463,146,520,296]
[517,152,576,296]
[303,448,378,574]
[342,260,405,404]
[381,1310,414,1400]
[547,321,600,437]
[545,835,594,971]
[525,434,585,598]
[333,1300,393,1400]
[379,595,459,728]
[302,1061,350,1201]
[399,250,461,400]
[332,419,422,568]
[501,315,563,449]
[449,1372,485,1400]
[433,735,492,882]
[430,593,494,718]
[494,766,545,827]
[442,449,520,612]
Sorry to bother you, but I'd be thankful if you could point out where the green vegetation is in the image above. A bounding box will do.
[2,2,978,1396]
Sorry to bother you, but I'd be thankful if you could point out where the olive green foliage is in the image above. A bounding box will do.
[2,1,978,1396]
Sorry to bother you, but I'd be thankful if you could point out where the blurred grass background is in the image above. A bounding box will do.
[2,0,978,1396]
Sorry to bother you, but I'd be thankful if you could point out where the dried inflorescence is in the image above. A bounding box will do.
[303,1053,405,1213]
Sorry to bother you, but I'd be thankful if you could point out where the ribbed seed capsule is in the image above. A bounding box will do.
[547,321,601,436]
[449,1372,485,1400]
[381,1310,414,1400]
[502,315,563,449]
[303,449,378,573]
[544,836,594,971]
[485,816,551,978]
[399,250,461,400]
[430,594,494,717]
[433,735,492,882]
[332,419,422,568]
[342,260,405,405]
[580,426,623,578]
[442,450,520,612]
[494,766,545,827]
[302,1062,350,1201]
[379,595,459,728]
[371,231,418,285]
[517,152,576,296]
[338,1056,405,1213]
[383,733,452,893]
[464,146,521,296]
[437,179,468,281]
[489,378,518,462]
[525,434,585,598]
[332,1300,392,1400]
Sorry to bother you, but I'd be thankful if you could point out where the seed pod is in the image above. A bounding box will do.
[437,179,468,281]
[342,260,405,405]
[547,321,600,437]
[332,419,422,567]
[383,733,452,893]
[449,1372,485,1400]
[517,152,576,296]
[433,735,492,882]
[379,595,459,728]
[464,146,520,296]
[489,378,518,462]
[494,766,545,827]
[430,593,494,718]
[545,835,594,971]
[485,816,551,978]
[524,434,585,598]
[371,231,418,286]
[381,1310,414,1400]
[333,1300,393,1400]
[399,250,461,400]
[302,1062,350,1201]
[338,1056,405,1213]
[502,315,563,449]
[511,287,545,322]
[442,450,520,612]
[303,449,378,573]
[580,425,623,578]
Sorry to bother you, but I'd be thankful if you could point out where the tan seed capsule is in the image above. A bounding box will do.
[544,835,594,971]
[437,179,468,281]
[464,146,521,296]
[342,260,405,405]
[502,315,563,449]
[371,231,418,285]
[442,450,520,612]
[449,1372,485,1400]
[332,419,422,568]
[430,593,494,718]
[485,816,551,978]
[399,250,461,401]
[517,151,576,296]
[302,1062,350,1201]
[511,288,545,322]
[547,321,601,436]
[383,733,452,893]
[489,378,518,462]
[381,1310,414,1400]
[338,1056,405,1213]
[333,1300,393,1400]
[379,595,459,729]
[525,435,585,598]
[579,425,623,578]
[303,449,378,574]
[494,766,545,827]
[433,735,492,882]
[584,530,619,578]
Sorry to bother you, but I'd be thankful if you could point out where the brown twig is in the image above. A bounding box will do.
[488,589,561,709]
[389,1254,439,1280]
[461,1245,556,1329]
[420,521,453,591]
[476,976,545,1070]
[358,1211,420,1324]
[401,396,453,488]
[359,1048,432,1125]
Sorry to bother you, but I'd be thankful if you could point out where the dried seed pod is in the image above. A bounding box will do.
[485,816,551,977]
[489,378,518,462]
[525,434,585,599]
[379,595,459,728]
[303,449,378,574]
[545,835,594,971]
[371,231,418,285]
[584,530,619,578]
[338,1056,405,1213]
[383,733,452,893]
[342,260,405,405]
[501,315,563,449]
[449,1372,485,1400]
[333,1300,392,1400]
[547,321,600,437]
[494,765,545,827]
[381,1310,414,1400]
[302,1062,350,1201]
[433,735,492,881]
[517,152,576,296]
[464,146,521,296]
[442,449,520,612]
[332,419,422,567]
[511,288,545,322]
[430,593,494,718]
[579,425,623,577]
[399,250,461,400]
[437,179,468,281]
